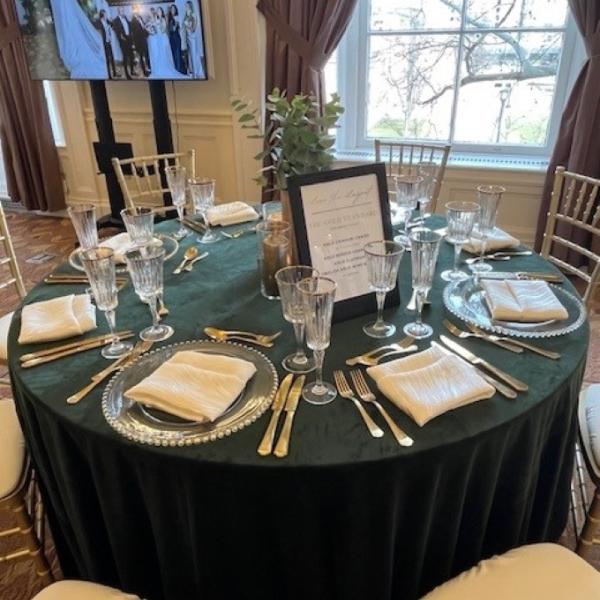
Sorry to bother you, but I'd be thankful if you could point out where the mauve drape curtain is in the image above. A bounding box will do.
[257,0,358,107]
[0,0,64,211]
[534,0,600,253]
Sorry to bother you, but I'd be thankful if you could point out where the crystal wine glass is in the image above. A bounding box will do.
[404,229,442,340]
[275,265,318,374]
[120,207,154,247]
[441,201,479,282]
[393,174,422,248]
[79,247,133,359]
[469,185,506,276]
[164,165,189,240]
[125,246,174,342]
[297,276,337,405]
[188,178,219,244]
[417,162,438,221]
[68,204,98,250]
[363,241,405,338]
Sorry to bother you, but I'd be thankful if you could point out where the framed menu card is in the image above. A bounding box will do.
[287,163,399,322]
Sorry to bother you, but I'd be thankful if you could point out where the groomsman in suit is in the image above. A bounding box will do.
[112,7,134,79]
[96,10,117,79]
[131,6,151,77]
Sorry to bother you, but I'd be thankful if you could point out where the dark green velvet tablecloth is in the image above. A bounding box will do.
[8,217,589,600]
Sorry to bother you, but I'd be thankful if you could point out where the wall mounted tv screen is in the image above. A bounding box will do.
[15,1,208,81]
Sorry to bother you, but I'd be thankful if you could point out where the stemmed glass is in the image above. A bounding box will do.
[469,185,506,275]
[441,201,479,282]
[417,162,437,221]
[275,265,318,374]
[393,174,422,248]
[68,204,99,249]
[164,165,189,240]
[189,178,219,244]
[120,207,154,247]
[404,229,442,340]
[125,246,174,342]
[297,276,337,405]
[79,247,133,359]
[363,241,405,338]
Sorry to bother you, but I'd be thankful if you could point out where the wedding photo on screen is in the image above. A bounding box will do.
[15,0,208,81]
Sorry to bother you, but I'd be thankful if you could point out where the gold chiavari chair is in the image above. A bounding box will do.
[540,166,600,558]
[112,150,196,215]
[374,140,451,213]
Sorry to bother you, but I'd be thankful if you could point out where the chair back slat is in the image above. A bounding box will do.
[374,140,451,213]
[0,204,26,301]
[541,166,600,310]
[112,150,196,215]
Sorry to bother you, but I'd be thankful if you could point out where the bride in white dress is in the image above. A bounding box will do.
[49,0,107,79]
[148,9,188,80]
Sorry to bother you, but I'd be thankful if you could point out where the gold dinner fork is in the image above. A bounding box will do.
[350,370,413,447]
[443,319,522,353]
[333,370,384,438]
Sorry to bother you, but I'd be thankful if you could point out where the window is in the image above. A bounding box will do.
[332,0,583,159]
[43,81,65,147]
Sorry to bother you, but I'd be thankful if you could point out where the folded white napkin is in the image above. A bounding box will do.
[482,279,569,322]
[367,346,495,426]
[19,294,97,344]
[463,227,519,254]
[125,351,257,422]
[207,202,259,227]
[99,232,132,263]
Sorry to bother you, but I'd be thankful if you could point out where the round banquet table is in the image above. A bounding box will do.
[8,216,589,600]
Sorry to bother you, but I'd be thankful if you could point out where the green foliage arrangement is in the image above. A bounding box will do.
[232,88,344,191]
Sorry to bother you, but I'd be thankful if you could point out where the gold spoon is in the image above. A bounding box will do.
[173,246,198,275]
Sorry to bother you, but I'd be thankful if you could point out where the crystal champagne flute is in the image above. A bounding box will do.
[393,174,422,248]
[441,201,479,282]
[363,241,405,338]
[164,165,189,240]
[79,247,133,359]
[189,178,219,243]
[275,265,318,374]
[404,229,442,340]
[469,185,506,275]
[297,276,337,405]
[68,204,99,250]
[417,161,438,221]
[125,246,174,342]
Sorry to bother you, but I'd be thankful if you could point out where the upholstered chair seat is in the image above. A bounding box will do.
[33,580,141,600]
[421,543,600,599]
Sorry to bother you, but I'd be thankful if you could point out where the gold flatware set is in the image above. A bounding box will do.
[204,327,281,348]
[345,336,417,366]
[464,250,533,264]
[182,218,206,235]
[257,374,304,457]
[44,273,128,290]
[20,331,135,368]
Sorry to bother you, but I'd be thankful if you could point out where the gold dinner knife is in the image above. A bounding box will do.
[273,376,305,458]
[439,335,528,392]
[257,374,294,456]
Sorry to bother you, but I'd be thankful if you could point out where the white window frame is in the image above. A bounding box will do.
[43,81,66,148]
[334,0,584,161]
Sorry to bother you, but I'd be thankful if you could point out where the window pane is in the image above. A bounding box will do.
[370,0,462,31]
[324,50,338,98]
[465,0,568,29]
[453,32,563,145]
[367,35,458,140]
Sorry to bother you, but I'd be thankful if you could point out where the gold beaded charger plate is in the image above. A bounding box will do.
[69,234,179,274]
[443,278,586,339]
[102,340,278,446]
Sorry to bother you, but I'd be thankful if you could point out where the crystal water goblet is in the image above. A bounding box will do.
[393,175,423,248]
[404,229,442,340]
[188,178,219,244]
[125,246,174,342]
[469,185,505,276]
[441,201,479,282]
[275,265,318,374]
[417,162,438,220]
[68,204,98,250]
[164,165,189,240]
[297,276,337,405]
[120,207,154,247]
[79,247,133,359]
[363,241,405,338]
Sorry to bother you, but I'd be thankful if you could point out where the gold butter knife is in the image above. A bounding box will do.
[20,331,133,362]
[257,374,293,456]
[273,376,305,458]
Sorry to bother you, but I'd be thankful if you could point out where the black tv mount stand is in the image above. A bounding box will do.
[90,80,175,231]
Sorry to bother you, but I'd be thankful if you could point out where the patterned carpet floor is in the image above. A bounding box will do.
[0,211,598,598]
